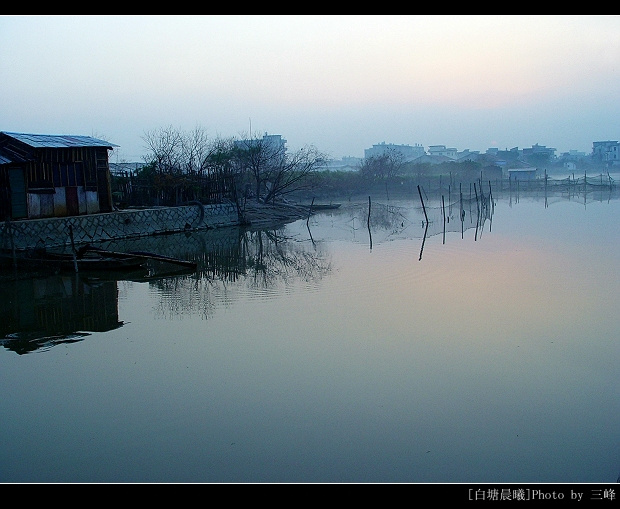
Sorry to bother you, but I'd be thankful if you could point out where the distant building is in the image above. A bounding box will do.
[508,167,538,181]
[455,149,480,162]
[561,149,587,160]
[364,142,425,161]
[408,153,453,165]
[592,140,619,166]
[522,143,556,160]
[428,145,457,159]
[109,162,147,177]
[319,156,361,172]
[234,132,287,153]
[564,161,577,171]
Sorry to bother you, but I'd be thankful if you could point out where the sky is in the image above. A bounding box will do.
[1,15,619,162]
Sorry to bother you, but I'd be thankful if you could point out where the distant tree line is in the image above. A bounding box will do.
[110,126,615,208]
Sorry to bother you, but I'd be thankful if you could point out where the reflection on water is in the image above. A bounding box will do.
[1,180,618,342]
[0,185,619,483]
[146,228,333,320]
[0,273,122,354]
[0,226,334,345]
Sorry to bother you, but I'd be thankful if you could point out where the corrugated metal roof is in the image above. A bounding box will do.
[1,131,119,148]
[0,154,12,165]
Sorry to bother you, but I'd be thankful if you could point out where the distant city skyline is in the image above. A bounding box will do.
[1,15,618,161]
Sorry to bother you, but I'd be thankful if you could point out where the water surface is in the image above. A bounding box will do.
[1,190,618,483]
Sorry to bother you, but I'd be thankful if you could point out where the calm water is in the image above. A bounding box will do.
[1,187,619,483]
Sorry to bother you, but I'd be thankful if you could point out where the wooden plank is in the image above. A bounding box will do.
[86,247,197,269]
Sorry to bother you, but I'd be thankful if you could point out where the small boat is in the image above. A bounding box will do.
[1,247,146,272]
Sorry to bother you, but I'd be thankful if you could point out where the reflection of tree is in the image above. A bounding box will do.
[241,229,332,290]
[147,226,332,320]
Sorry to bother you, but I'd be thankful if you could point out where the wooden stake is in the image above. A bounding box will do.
[417,185,428,225]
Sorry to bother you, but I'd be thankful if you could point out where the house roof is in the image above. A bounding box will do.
[0,131,118,149]
[508,167,537,172]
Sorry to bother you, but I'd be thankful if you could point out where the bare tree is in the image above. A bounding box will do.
[359,148,405,181]
[143,125,184,175]
[181,126,212,177]
[141,126,239,205]
[262,145,325,203]
[233,133,283,201]
[233,132,325,203]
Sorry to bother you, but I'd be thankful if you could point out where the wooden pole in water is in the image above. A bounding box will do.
[474,182,480,216]
[442,195,446,244]
[417,185,428,225]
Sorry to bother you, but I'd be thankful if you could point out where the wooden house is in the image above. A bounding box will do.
[0,131,118,220]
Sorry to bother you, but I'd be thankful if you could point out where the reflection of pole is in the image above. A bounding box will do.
[419,222,429,261]
[69,224,78,273]
[306,197,316,247]
[307,197,314,226]
[417,185,428,225]
[473,184,481,242]
[442,195,446,245]
[367,196,372,251]
[460,185,464,239]
[6,219,16,268]
[307,222,315,248]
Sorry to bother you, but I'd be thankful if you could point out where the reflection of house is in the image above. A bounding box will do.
[0,131,118,220]
[0,274,122,355]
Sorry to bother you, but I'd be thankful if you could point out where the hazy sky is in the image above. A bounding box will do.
[1,15,619,161]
